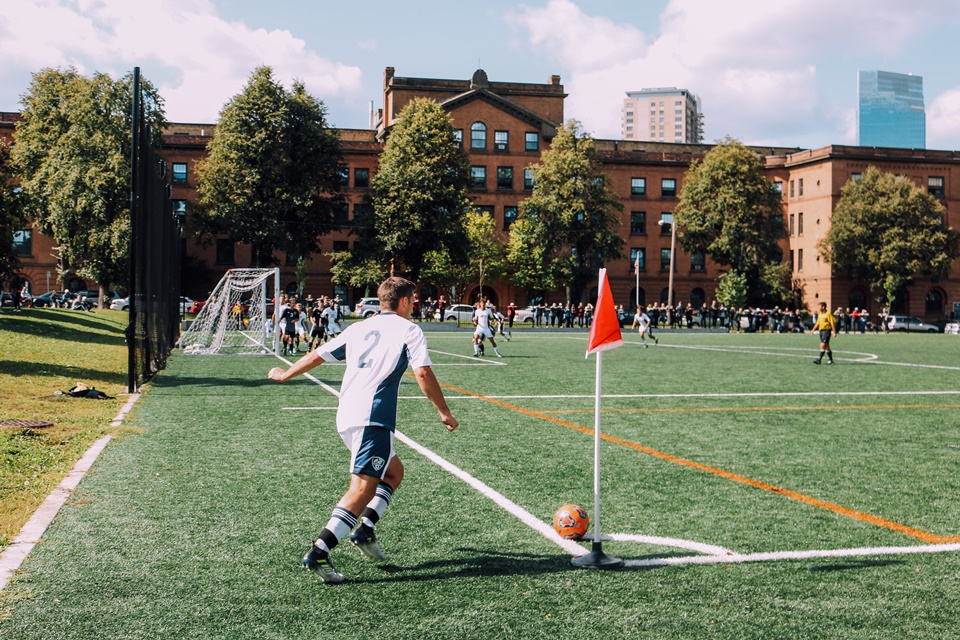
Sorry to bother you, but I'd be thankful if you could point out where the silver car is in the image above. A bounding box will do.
[886,315,939,333]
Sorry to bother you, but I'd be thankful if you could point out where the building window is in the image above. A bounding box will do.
[337,167,349,189]
[798,212,804,236]
[354,168,370,189]
[172,199,187,222]
[630,211,646,235]
[494,130,509,151]
[852,172,862,181]
[471,166,486,189]
[333,204,349,227]
[630,177,646,196]
[798,178,804,197]
[789,180,795,198]
[631,247,645,271]
[925,289,944,314]
[797,248,803,272]
[660,248,672,270]
[661,178,677,197]
[690,252,705,272]
[475,205,494,219]
[216,239,235,265]
[504,205,518,231]
[525,132,539,152]
[928,176,945,197]
[333,240,349,253]
[353,203,373,226]
[789,214,795,236]
[523,168,535,190]
[285,252,300,266]
[660,213,673,235]
[471,122,487,150]
[13,229,32,256]
[172,162,187,184]
[497,166,513,190]
[773,181,783,194]
[452,129,463,148]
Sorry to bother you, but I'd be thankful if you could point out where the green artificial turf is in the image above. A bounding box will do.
[2,328,959,639]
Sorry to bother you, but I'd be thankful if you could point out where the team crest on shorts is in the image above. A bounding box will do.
[371,456,386,471]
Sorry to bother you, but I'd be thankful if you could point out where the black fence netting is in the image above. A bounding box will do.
[128,67,180,392]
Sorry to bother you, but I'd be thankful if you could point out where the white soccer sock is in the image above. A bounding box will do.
[315,506,358,553]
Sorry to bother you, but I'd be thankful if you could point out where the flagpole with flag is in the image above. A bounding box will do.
[572,268,624,570]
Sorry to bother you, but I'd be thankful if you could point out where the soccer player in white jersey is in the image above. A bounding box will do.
[268,277,458,584]
[631,305,658,348]
[472,301,502,357]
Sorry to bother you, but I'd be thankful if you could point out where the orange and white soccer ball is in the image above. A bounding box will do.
[553,504,589,540]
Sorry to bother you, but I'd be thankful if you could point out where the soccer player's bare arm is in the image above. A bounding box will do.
[268,351,324,383]
[414,366,458,431]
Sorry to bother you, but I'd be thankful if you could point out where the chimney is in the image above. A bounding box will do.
[550,75,561,86]
[384,67,395,90]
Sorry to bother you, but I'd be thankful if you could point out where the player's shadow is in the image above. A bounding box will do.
[350,547,574,583]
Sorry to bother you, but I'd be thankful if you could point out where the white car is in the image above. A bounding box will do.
[437,304,478,322]
[354,297,380,318]
[886,315,939,333]
[110,297,129,311]
[179,296,195,314]
[514,306,538,323]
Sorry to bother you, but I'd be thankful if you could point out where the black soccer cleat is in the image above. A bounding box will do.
[301,546,344,584]
[349,528,385,561]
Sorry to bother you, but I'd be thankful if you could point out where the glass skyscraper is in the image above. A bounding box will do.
[857,70,925,149]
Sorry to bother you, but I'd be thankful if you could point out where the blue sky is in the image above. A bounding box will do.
[3,0,960,150]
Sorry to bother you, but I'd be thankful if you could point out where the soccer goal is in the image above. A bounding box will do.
[180,268,280,355]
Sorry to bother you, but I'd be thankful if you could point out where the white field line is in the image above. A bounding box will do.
[624,542,960,568]
[428,349,507,365]
[556,333,960,370]
[277,352,960,566]
[0,393,141,593]
[394,390,960,401]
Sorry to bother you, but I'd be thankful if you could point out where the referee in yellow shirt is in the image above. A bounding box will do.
[810,301,837,364]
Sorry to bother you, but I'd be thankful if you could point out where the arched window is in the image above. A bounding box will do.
[690,287,705,308]
[629,287,646,307]
[848,289,866,310]
[471,122,487,149]
[925,289,944,314]
[660,287,670,304]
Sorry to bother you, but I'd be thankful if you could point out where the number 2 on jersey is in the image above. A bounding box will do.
[357,330,381,368]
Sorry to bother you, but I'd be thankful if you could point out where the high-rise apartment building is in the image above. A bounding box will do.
[622,88,702,143]
[857,70,925,149]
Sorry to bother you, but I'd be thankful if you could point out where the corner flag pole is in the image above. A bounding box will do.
[573,268,624,570]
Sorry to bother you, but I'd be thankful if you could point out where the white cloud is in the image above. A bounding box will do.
[511,0,956,146]
[928,88,960,149]
[0,0,362,122]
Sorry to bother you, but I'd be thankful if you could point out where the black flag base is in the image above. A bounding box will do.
[571,541,624,570]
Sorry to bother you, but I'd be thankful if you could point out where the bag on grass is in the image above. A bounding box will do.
[65,382,114,400]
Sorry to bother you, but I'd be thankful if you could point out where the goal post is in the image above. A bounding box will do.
[180,268,281,355]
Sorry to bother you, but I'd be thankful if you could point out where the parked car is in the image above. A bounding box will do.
[31,291,63,307]
[179,296,195,314]
[886,315,939,333]
[354,297,380,318]
[110,297,130,311]
[438,304,477,322]
[514,306,537,323]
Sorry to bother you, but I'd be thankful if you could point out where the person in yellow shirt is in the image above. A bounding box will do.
[810,301,837,364]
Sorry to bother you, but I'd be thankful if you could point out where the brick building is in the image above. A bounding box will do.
[3,68,959,321]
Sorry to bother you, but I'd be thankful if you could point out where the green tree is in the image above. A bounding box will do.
[419,207,508,302]
[0,141,24,287]
[11,67,165,304]
[820,166,960,308]
[674,137,786,305]
[194,66,344,267]
[508,120,624,301]
[714,269,748,310]
[355,97,472,280]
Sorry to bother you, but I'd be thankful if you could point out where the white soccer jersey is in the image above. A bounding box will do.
[634,312,650,329]
[474,307,493,331]
[321,306,341,334]
[314,312,431,432]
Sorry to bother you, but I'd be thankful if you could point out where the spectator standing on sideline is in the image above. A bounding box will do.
[811,301,838,365]
[507,302,517,328]
[268,277,458,584]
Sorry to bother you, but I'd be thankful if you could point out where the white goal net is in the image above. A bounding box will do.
[180,268,280,355]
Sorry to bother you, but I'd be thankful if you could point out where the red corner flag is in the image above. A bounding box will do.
[586,268,623,357]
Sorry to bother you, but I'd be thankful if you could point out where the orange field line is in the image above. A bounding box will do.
[541,403,960,414]
[433,379,960,545]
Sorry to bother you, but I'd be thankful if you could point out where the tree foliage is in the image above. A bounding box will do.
[355,97,472,281]
[195,66,344,267]
[674,137,786,305]
[419,208,508,302]
[820,166,960,308]
[11,67,165,299]
[508,120,624,300]
[0,141,24,286]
